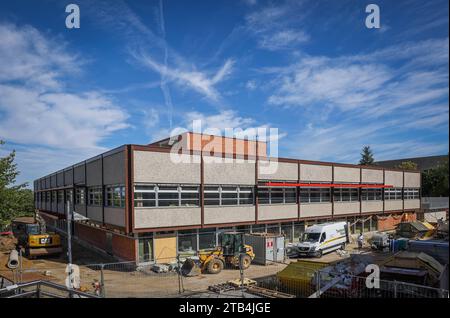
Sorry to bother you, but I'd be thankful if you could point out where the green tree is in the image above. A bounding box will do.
[396,161,418,171]
[0,140,34,229]
[359,146,375,165]
[422,158,449,197]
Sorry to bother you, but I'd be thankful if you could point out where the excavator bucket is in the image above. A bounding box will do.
[181,258,202,277]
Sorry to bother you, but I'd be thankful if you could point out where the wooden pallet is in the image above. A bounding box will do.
[246,286,295,298]
[208,283,236,294]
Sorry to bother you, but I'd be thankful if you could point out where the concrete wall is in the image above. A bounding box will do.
[258,204,297,221]
[134,207,201,229]
[86,158,102,186]
[334,167,360,183]
[300,203,332,218]
[104,207,125,227]
[104,151,125,185]
[258,161,298,181]
[204,158,255,185]
[64,169,73,186]
[75,204,87,217]
[361,201,383,213]
[385,200,403,211]
[204,206,255,224]
[333,202,359,215]
[74,164,85,185]
[404,199,420,209]
[57,202,64,214]
[300,164,332,182]
[51,174,57,188]
[361,169,383,183]
[87,206,103,223]
[404,172,420,188]
[133,151,201,184]
[57,171,64,187]
[385,171,403,187]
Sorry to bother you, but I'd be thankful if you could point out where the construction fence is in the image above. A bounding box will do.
[2,257,448,298]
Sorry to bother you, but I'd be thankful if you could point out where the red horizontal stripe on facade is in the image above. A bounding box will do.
[263,182,393,188]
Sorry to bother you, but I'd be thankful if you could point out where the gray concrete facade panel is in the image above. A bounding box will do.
[134,207,201,229]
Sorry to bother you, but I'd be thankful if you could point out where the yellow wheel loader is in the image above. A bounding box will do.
[11,212,62,258]
[181,231,255,276]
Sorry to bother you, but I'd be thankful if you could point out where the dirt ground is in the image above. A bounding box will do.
[0,235,386,297]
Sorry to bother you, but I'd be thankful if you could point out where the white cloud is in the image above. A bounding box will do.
[258,29,309,50]
[181,110,287,142]
[267,38,449,117]
[244,2,309,51]
[135,52,234,101]
[246,80,257,90]
[0,23,80,90]
[0,23,129,184]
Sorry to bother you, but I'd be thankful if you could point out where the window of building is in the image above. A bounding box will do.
[199,229,216,250]
[251,224,266,233]
[404,188,420,199]
[293,222,305,242]
[204,186,220,206]
[134,185,156,207]
[134,184,200,208]
[300,187,331,203]
[239,187,254,205]
[361,188,382,201]
[221,186,238,205]
[57,190,64,204]
[75,187,86,205]
[384,188,402,200]
[204,185,254,206]
[52,191,57,203]
[88,186,103,206]
[281,223,294,243]
[158,185,179,207]
[106,185,125,207]
[178,230,198,253]
[138,233,153,263]
[180,185,200,206]
[266,224,281,235]
[258,187,297,204]
[333,188,359,202]
[65,189,73,206]
[258,188,270,204]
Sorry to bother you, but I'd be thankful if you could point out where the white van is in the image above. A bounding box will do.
[293,222,349,258]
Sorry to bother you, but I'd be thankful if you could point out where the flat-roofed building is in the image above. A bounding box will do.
[33,132,421,263]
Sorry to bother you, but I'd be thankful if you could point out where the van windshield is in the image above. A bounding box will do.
[301,232,321,243]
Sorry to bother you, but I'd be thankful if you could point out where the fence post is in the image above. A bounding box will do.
[177,254,182,294]
[100,264,105,298]
[393,280,397,298]
[315,270,321,298]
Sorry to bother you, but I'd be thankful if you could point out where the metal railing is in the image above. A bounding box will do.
[1,256,447,298]
[0,280,101,298]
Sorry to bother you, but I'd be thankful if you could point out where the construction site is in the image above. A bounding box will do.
[1,210,448,298]
[1,133,449,298]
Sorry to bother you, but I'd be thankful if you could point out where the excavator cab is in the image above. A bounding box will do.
[11,213,62,258]
[218,231,246,256]
[181,231,255,276]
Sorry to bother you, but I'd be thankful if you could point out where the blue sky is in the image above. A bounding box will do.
[0,0,448,186]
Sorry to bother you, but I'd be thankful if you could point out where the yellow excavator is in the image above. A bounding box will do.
[181,231,255,276]
[11,211,62,258]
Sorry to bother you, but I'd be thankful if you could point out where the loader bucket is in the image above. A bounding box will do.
[181,258,201,277]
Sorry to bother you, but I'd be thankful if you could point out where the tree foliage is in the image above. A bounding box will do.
[422,158,449,197]
[359,146,375,165]
[395,161,418,171]
[0,140,34,229]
